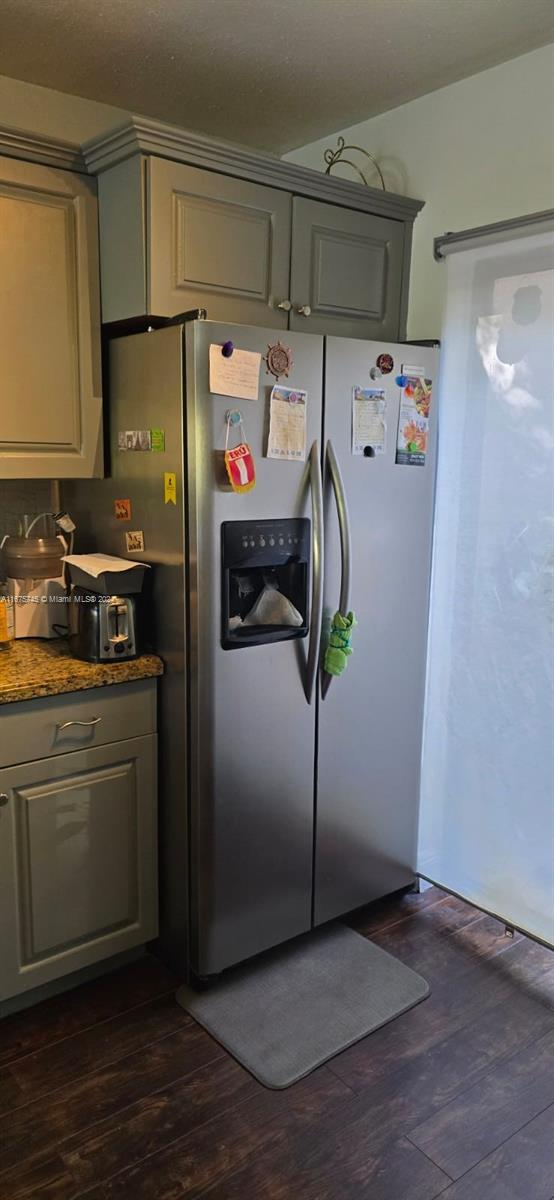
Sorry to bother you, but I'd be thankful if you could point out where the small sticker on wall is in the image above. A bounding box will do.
[114,499,132,521]
[125,530,145,552]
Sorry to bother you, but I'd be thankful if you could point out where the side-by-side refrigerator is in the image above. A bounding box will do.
[70,318,438,978]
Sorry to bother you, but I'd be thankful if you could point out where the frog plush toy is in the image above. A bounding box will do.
[324,611,357,677]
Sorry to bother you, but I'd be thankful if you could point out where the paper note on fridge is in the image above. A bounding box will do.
[352,387,386,455]
[209,344,261,400]
[267,386,307,461]
[396,376,432,466]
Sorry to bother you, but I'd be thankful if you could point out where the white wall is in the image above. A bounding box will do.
[0,73,128,143]
[285,45,554,338]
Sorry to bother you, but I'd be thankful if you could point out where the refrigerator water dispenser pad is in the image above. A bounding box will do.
[221,519,310,649]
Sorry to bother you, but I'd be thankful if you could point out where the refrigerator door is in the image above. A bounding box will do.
[185,321,324,975]
[315,338,439,924]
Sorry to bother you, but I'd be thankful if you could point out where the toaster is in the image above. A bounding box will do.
[68,587,141,662]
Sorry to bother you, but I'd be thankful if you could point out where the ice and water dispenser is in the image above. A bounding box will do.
[221,519,310,649]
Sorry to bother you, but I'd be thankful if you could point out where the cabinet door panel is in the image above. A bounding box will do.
[0,157,103,478]
[17,760,138,959]
[0,735,157,1002]
[289,197,405,339]
[148,159,291,326]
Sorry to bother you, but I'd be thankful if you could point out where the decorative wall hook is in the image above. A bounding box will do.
[323,137,386,191]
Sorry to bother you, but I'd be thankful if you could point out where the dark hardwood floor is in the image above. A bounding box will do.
[1,888,553,1199]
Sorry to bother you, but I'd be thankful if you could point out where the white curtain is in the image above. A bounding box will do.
[418,228,554,945]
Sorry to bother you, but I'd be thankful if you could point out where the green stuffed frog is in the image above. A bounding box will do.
[324,610,357,677]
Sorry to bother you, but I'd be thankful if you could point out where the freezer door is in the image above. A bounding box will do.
[315,338,439,924]
[185,321,324,975]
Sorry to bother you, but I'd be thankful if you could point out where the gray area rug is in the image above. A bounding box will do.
[176,922,429,1089]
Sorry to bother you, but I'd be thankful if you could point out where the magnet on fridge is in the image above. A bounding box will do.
[221,340,234,358]
[164,472,177,504]
[114,498,132,521]
[125,530,145,552]
[224,410,256,493]
[376,353,394,374]
[396,374,408,388]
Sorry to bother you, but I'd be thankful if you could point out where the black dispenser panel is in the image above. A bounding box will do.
[221,518,310,649]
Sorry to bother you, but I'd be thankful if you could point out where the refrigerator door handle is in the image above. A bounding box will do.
[305,439,324,704]
[322,439,352,700]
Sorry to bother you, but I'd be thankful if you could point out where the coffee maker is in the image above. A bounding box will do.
[66,555,148,663]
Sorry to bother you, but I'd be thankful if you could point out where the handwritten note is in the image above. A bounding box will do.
[209,344,261,401]
[267,386,307,462]
[352,387,386,455]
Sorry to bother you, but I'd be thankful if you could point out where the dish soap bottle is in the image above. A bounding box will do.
[0,577,14,651]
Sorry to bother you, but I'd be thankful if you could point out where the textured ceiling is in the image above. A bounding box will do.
[1,0,552,153]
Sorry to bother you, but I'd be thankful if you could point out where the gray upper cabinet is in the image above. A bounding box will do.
[0,155,103,479]
[98,157,292,327]
[148,159,292,327]
[289,197,405,340]
[86,118,423,339]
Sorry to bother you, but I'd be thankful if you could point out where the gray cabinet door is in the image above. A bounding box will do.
[148,159,292,327]
[0,156,103,478]
[289,197,405,340]
[0,734,157,1002]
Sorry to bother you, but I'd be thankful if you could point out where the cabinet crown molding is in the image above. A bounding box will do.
[0,117,424,223]
[0,124,86,172]
[82,116,424,222]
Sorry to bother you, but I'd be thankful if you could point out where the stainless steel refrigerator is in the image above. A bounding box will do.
[69,318,438,979]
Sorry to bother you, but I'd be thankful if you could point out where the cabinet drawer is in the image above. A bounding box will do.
[0,679,157,768]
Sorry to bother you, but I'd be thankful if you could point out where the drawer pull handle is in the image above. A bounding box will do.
[0,794,8,807]
[56,717,103,732]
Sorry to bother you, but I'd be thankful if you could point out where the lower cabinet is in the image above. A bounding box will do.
[0,733,158,1002]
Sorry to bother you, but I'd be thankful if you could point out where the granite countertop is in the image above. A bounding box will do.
[0,638,163,705]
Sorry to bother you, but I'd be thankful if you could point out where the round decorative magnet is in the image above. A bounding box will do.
[264,340,293,380]
[396,374,408,388]
[221,340,234,358]
[376,352,394,374]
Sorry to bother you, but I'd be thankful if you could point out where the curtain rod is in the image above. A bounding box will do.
[434,209,554,260]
